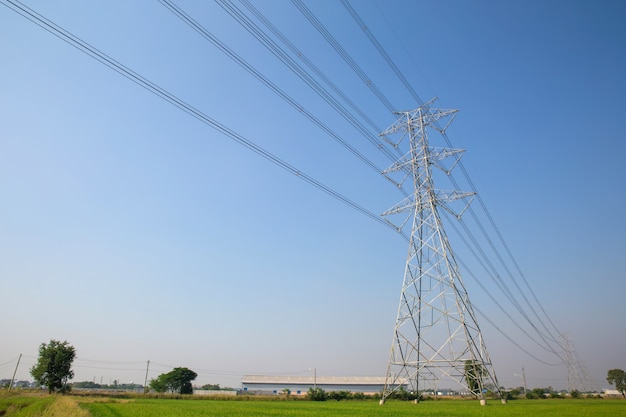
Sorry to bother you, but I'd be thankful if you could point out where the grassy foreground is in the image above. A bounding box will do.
[1,393,624,417]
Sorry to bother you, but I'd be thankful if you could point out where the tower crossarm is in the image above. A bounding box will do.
[381,146,465,189]
[381,190,475,229]
[381,195,415,216]
[429,147,465,175]
[379,99,458,148]
[435,190,476,219]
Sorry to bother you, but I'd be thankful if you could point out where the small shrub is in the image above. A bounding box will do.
[307,387,326,401]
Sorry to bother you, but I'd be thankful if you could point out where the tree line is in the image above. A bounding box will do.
[20,339,626,398]
[25,339,226,394]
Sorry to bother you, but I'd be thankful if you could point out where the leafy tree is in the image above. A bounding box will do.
[509,388,521,397]
[388,386,419,401]
[149,367,197,394]
[607,369,626,397]
[526,387,549,399]
[464,360,486,396]
[149,374,169,393]
[307,387,327,401]
[30,339,76,394]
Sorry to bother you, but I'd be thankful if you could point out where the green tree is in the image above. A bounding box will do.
[150,367,197,394]
[149,374,169,393]
[526,387,548,399]
[307,387,327,401]
[464,360,486,396]
[607,369,626,397]
[30,339,76,394]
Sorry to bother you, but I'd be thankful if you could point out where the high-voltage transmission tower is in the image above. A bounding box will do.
[379,99,504,405]
[562,335,597,393]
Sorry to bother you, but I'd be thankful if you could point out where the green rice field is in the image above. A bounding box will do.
[1,393,625,417]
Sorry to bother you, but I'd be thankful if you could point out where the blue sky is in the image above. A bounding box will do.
[1,0,625,391]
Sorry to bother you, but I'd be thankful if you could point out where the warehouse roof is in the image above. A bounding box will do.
[242,375,388,386]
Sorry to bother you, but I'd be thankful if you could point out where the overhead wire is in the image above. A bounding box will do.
[444,203,565,358]
[340,0,567,361]
[473,305,563,367]
[4,0,567,374]
[446,211,566,359]
[158,0,388,179]
[446,213,555,349]
[0,0,399,236]
[237,0,383,138]
[223,0,403,167]
[291,0,396,114]
[340,0,424,108]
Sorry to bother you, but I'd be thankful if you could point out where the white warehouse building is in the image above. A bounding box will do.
[241,375,396,396]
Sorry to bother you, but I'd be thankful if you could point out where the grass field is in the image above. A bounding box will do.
[1,393,625,417]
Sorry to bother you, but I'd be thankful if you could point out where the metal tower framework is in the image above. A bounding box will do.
[562,335,597,393]
[379,100,503,404]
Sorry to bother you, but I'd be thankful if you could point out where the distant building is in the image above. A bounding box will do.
[0,379,34,389]
[602,389,623,398]
[193,389,237,397]
[241,375,399,396]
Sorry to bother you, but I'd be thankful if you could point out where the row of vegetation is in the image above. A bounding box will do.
[14,339,626,400]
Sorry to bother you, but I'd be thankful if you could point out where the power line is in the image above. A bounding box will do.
[159,0,388,178]
[291,0,396,114]
[341,0,567,359]
[1,0,397,235]
[473,306,562,367]
[241,0,382,134]
[3,0,569,376]
[221,0,403,167]
[340,0,424,107]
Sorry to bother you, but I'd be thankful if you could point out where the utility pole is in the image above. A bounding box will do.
[309,367,317,390]
[379,99,504,406]
[9,354,22,391]
[515,368,527,394]
[143,360,150,394]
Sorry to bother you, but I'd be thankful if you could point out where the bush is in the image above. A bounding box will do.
[307,387,327,401]
[327,391,351,401]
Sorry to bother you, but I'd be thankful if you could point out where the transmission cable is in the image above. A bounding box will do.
[473,305,562,366]
[446,157,565,347]
[447,206,560,351]
[291,0,396,114]
[1,0,399,236]
[349,0,565,349]
[340,0,425,108]
[347,0,565,348]
[223,0,403,169]
[447,213,567,357]
[238,0,383,136]
[158,0,387,178]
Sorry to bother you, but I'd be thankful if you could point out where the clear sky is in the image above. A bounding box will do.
[1,0,625,391]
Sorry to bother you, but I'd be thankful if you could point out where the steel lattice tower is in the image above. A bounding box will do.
[562,335,597,393]
[379,100,503,405]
